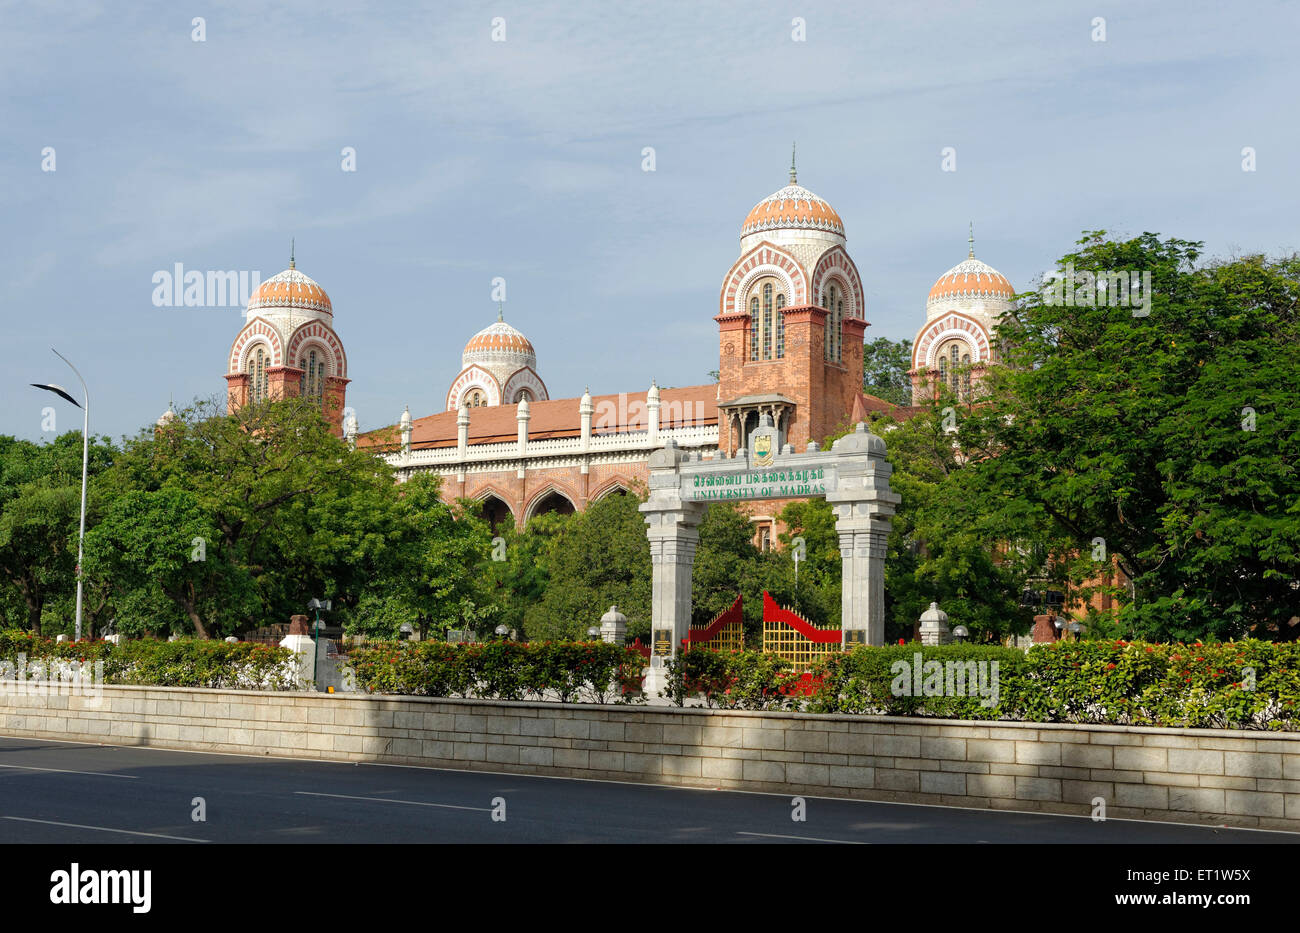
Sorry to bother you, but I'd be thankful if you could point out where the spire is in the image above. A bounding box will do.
[497,300,503,323]
[289,238,295,269]
[968,222,974,258]
[789,142,797,184]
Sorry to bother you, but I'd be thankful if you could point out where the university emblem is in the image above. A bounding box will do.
[753,433,774,466]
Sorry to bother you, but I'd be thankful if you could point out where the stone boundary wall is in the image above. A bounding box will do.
[2,682,1297,832]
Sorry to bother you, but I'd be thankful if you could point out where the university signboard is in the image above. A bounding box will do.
[685,465,830,502]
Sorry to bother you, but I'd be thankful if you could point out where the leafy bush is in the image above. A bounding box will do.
[664,649,806,710]
[346,640,645,704]
[669,639,1300,729]
[0,630,297,690]
[812,643,1027,719]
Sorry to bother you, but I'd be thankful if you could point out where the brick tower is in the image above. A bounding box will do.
[225,248,349,435]
[715,154,867,455]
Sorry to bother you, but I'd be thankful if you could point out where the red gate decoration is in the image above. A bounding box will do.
[683,594,744,652]
[761,591,842,671]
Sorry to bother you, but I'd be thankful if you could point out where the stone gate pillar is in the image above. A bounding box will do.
[639,442,705,668]
[827,424,900,646]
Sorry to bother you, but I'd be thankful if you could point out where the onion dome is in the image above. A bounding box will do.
[928,229,1014,309]
[248,267,332,316]
[927,256,1015,306]
[741,146,844,239]
[742,184,844,238]
[462,308,537,385]
[156,403,178,428]
[247,246,332,317]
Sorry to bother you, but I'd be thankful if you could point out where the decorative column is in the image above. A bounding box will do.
[515,397,529,479]
[827,422,900,646]
[639,441,705,695]
[399,405,413,454]
[579,387,593,475]
[647,379,661,448]
[456,403,469,482]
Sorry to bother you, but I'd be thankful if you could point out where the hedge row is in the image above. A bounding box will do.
[346,640,646,703]
[0,630,297,690]
[668,639,1300,730]
[4,629,1293,730]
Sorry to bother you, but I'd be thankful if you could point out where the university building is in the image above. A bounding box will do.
[220,162,1019,545]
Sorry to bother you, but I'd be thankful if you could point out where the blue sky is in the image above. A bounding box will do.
[2,0,1296,442]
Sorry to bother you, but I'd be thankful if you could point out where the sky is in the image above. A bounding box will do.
[2,0,1297,442]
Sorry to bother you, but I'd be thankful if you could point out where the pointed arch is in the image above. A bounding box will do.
[523,483,579,523]
[590,476,633,502]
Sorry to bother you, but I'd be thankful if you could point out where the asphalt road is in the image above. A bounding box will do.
[0,735,1294,844]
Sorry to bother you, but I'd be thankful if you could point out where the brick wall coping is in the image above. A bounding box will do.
[6,681,1295,743]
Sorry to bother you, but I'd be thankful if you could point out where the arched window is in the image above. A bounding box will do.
[748,278,786,362]
[299,349,325,409]
[949,344,960,395]
[823,284,844,362]
[837,298,845,361]
[775,293,786,358]
[762,283,773,360]
[465,389,486,408]
[938,354,947,389]
[248,346,268,402]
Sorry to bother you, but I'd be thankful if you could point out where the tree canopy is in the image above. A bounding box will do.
[961,232,1300,641]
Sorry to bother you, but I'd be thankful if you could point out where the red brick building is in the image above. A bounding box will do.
[359,162,898,534]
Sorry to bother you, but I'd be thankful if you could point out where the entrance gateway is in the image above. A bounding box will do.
[640,414,900,684]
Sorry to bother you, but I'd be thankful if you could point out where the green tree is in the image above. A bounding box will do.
[84,487,255,639]
[482,509,568,636]
[0,432,114,635]
[348,475,500,639]
[963,232,1300,641]
[525,492,651,641]
[91,397,401,637]
[862,337,914,406]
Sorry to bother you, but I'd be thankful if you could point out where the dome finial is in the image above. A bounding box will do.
[789,142,797,184]
[968,222,974,258]
[497,300,503,323]
[289,237,295,269]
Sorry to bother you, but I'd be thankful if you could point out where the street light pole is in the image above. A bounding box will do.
[31,349,89,642]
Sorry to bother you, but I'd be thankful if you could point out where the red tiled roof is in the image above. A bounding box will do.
[360,384,719,451]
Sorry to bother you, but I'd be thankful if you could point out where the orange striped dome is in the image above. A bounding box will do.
[464,321,534,356]
[247,267,332,315]
[742,183,844,238]
[927,256,1014,306]
[462,319,537,382]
